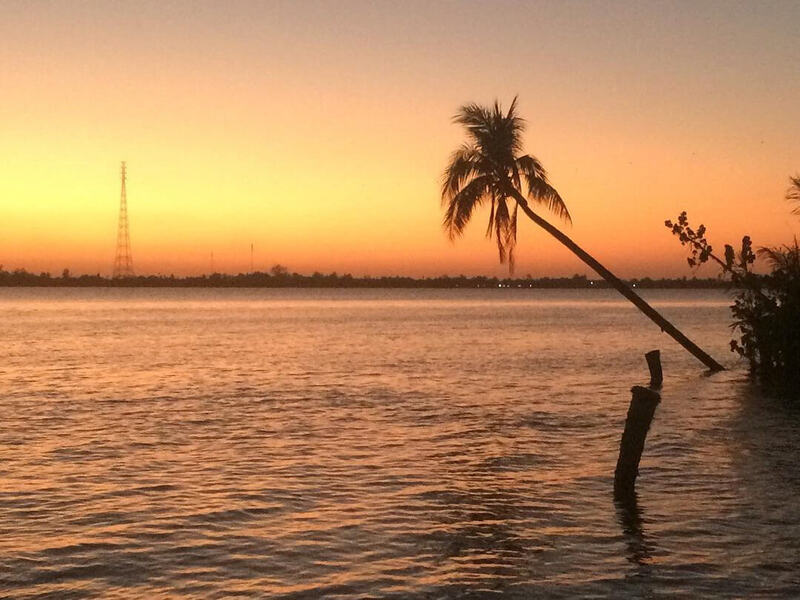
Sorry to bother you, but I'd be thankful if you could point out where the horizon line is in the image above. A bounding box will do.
[0,266,728,286]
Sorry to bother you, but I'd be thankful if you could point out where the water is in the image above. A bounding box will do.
[1,288,798,598]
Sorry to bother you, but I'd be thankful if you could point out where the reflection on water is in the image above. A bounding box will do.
[0,288,798,598]
[615,490,655,567]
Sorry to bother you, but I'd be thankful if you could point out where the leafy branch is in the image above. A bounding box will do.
[665,210,800,396]
[665,211,755,278]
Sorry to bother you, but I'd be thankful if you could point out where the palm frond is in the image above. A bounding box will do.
[757,238,800,270]
[442,175,490,240]
[494,196,510,264]
[509,156,522,194]
[787,175,800,215]
[453,103,493,147]
[502,95,525,156]
[517,154,572,224]
[757,246,782,267]
[516,153,546,179]
[506,96,519,120]
[488,195,519,271]
[485,192,496,239]
[441,143,480,202]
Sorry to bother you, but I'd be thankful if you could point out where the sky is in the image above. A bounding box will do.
[1,0,798,278]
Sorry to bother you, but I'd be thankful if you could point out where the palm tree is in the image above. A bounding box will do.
[787,175,800,215]
[442,98,724,372]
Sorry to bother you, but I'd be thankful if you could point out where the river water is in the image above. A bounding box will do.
[1,288,798,598]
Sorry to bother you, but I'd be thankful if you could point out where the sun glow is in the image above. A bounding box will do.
[1,2,797,277]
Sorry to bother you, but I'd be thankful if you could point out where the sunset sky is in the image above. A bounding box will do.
[2,0,798,278]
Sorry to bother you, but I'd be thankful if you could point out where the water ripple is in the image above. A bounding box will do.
[1,288,798,597]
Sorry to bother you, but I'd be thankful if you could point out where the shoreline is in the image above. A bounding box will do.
[0,273,731,290]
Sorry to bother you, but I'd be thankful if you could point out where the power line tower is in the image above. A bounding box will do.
[112,161,135,278]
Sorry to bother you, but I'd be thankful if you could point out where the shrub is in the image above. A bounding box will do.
[666,212,800,396]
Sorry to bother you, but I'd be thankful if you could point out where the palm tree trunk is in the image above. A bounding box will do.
[508,189,725,372]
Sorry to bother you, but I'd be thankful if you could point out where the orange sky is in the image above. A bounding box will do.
[1,1,798,278]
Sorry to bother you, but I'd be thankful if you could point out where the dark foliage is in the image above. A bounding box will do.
[666,212,800,396]
[441,97,570,272]
[0,266,728,290]
[787,175,800,215]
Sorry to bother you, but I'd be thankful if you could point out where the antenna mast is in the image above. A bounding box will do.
[112,161,135,278]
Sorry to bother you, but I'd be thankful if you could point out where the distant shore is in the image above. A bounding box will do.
[1,269,731,289]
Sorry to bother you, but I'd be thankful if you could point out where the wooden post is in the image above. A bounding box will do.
[614,385,661,498]
[645,350,663,388]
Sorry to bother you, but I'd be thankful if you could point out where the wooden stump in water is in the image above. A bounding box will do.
[645,349,663,388]
[614,385,661,498]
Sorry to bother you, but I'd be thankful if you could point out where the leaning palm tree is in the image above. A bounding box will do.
[787,175,800,215]
[442,98,724,371]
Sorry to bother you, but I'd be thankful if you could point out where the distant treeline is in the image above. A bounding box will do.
[0,266,730,289]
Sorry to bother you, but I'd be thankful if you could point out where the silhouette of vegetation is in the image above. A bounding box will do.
[787,175,800,215]
[0,266,729,289]
[666,210,800,397]
[441,97,724,371]
[270,264,290,277]
[442,97,571,270]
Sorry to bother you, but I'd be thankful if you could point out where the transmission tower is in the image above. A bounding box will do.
[112,161,135,278]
